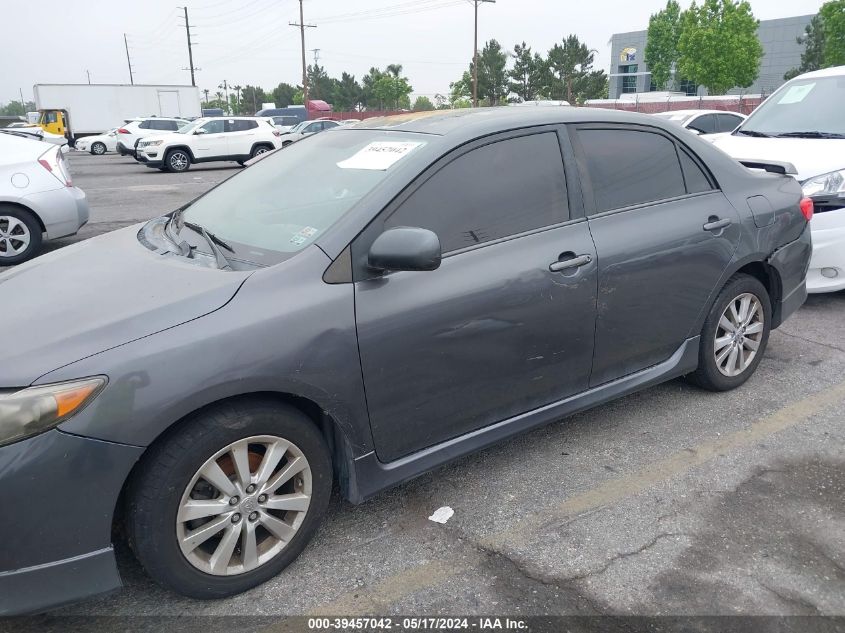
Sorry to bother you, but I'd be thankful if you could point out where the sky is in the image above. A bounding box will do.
[1,0,824,107]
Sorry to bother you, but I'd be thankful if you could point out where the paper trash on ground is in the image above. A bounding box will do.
[337,141,424,171]
[428,506,454,524]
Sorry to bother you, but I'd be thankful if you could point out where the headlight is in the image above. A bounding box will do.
[0,377,107,447]
[145,140,164,147]
[802,169,845,199]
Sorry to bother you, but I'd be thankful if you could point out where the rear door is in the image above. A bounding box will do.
[570,124,740,386]
[354,128,598,462]
[192,119,228,159]
[227,119,259,156]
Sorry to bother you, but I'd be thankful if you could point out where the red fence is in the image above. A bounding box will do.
[583,95,763,116]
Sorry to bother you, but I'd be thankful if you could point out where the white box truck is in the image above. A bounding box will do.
[33,83,201,144]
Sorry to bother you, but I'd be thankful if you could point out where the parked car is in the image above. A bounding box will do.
[0,132,88,264]
[278,119,339,146]
[116,117,190,157]
[270,115,300,132]
[652,109,747,136]
[75,129,118,154]
[0,107,812,615]
[712,65,845,293]
[135,116,281,172]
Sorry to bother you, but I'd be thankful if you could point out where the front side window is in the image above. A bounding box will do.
[717,114,743,133]
[180,130,427,265]
[385,132,569,253]
[687,114,716,135]
[578,128,686,212]
[201,120,225,134]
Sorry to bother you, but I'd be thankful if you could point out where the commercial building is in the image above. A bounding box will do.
[609,14,814,99]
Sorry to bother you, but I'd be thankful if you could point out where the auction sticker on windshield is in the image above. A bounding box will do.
[338,141,424,170]
[778,82,815,104]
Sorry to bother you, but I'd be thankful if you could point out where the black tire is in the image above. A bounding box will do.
[127,399,332,599]
[0,205,43,265]
[165,149,191,172]
[250,144,271,159]
[282,140,293,148]
[688,273,771,392]
[91,142,107,155]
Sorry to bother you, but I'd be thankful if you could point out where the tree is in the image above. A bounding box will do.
[785,14,825,80]
[241,85,267,113]
[575,70,610,102]
[271,83,298,108]
[334,72,362,111]
[412,95,435,111]
[0,101,34,116]
[306,63,333,101]
[677,0,763,95]
[373,74,413,110]
[362,67,387,109]
[547,35,595,103]
[473,39,509,105]
[645,0,683,90]
[449,70,472,106]
[820,0,845,67]
[507,42,545,101]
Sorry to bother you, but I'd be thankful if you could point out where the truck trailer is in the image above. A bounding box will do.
[33,84,201,144]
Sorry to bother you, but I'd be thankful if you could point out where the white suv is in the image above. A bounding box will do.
[135,117,281,172]
[116,117,190,157]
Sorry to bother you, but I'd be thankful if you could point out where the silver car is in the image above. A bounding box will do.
[278,119,340,147]
[0,131,89,264]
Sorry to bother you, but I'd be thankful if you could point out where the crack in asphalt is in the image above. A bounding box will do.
[775,329,845,354]
[758,582,822,614]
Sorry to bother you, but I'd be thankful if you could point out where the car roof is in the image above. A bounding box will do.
[653,109,744,117]
[351,106,696,136]
[793,65,845,80]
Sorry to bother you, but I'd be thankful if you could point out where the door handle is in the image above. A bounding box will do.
[549,254,592,272]
[703,217,732,231]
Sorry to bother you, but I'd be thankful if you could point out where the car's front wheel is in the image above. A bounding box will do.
[0,205,42,265]
[688,273,771,391]
[165,149,191,172]
[91,142,107,155]
[127,399,332,598]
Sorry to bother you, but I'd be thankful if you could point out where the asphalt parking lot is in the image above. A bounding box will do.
[10,152,845,626]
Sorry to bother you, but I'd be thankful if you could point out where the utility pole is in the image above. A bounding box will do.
[290,0,316,110]
[123,33,134,85]
[310,48,321,98]
[472,0,495,107]
[179,7,198,86]
[86,70,91,84]
[19,88,26,113]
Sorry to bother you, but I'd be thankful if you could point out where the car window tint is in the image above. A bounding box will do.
[230,120,258,132]
[717,114,743,133]
[687,114,716,134]
[139,120,152,129]
[678,147,714,194]
[202,120,225,134]
[578,128,686,212]
[386,132,569,253]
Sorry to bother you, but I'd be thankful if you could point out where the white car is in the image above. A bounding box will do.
[712,66,845,294]
[75,129,118,155]
[0,132,89,264]
[278,119,340,147]
[653,109,746,136]
[1,126,68,147]
[135,116,282,172]
[116,117,190,157]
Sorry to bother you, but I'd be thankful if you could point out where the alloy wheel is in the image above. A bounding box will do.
[170,152,189,171]
[714,292,764,377]
[0,215,31,258]
[176,435,312,576]
[92,142,106,154]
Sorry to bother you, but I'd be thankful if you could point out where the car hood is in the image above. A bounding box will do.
[711,134,845,181]
[0,224,252,386]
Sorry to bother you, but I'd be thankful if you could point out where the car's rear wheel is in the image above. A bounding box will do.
[0,206,42,265]
[250,145,271,159]
[688,274,771,391]
[127,399,332,598]
[165,149,191,172]
[282,141,293,148]
[91,142,107,155]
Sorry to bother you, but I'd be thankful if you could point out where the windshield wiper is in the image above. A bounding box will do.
[734,129,771,137]
[181,221,235,270]
[774,131,845,139]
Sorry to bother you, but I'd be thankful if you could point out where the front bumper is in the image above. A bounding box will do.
[136,151,163,168]
[807,207,845,293]
[24,186,89,240]
[0,429,144,615]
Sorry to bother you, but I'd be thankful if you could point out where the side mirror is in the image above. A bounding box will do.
[194,129,207,135]
[368,227,441,272]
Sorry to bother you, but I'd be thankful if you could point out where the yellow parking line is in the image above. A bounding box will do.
[298,380,845,617]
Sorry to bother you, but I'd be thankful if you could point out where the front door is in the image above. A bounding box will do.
[354,129,598,462]
[570,124,741,386]
[193,119,228,159]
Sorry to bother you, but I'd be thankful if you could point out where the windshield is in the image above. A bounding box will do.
[180,130,428,266]
[289,121,308,133]
[177,121,203,134]
[738,75,845,136]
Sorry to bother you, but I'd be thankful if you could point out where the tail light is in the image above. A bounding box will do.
[799,197,814,221]
[38,146,73,187]
[117,128,130,134]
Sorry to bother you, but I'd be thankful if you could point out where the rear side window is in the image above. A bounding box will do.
[139,120,152,129]
[230,120,259,132]
[386,132,569,253]
[150,120,178,131]
[578,128,686,212]
[678,147,714,193]
[687,114,716,135]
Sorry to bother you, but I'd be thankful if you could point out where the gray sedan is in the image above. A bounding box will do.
[0,107,811,614]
